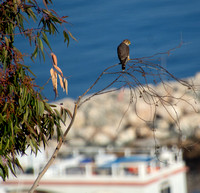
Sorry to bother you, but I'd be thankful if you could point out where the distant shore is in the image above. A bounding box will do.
[54,72,200,153]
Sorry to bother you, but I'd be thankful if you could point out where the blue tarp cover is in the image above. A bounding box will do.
[100,155,153,167]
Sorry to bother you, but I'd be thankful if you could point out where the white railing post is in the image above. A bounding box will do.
[85,163,92,176]
[111,164,118,177]
[138,163,146,178]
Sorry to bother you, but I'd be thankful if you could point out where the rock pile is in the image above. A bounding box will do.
[54,72,200,150]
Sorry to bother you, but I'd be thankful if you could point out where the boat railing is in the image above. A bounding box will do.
[13,146,184,179]
[42,148,184,179]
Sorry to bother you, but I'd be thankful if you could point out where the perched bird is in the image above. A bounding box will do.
[117,39,131,70]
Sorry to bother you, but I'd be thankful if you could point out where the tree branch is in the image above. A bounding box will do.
[28,97,80,193]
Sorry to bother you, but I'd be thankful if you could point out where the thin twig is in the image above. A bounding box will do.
[29,40,198,192]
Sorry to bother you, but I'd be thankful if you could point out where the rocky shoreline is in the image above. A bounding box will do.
[55,72,199,152]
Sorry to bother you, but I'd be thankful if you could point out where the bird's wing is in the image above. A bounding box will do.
[117,43,129,63]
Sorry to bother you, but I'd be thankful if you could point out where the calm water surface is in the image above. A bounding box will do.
[18,0,200,100]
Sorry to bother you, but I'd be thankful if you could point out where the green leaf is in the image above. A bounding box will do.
[4,37,9,48]
[24,92,31,106]
[24,122,36,136]
[38,38,43,52]
[54,109,62,119]
[42,48,45,61]
[2,103,7,113]
[38,100,45,116]
[31,45,38,59]
[23,107,29,123]
[49,21,58,34]
[50,104,57,107]
[44,103,53,113]
[65,108,73,119]
[29,139,36,153]
[0,114,6,124]
[20,64,36,77]
[14,158,23,171]
[63,30,69,47]
[7,160,16,177]
[0,160,8,181]
[41,31,52,50]
[4,139,10,153]
[3,48,8,60]
[0,138,3,150]
[36,37,45,60]
[42,9,51,16]
[9,121,14,137]
[27,8,37,22]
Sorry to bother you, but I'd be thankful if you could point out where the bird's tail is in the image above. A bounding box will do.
[122,63,126,71]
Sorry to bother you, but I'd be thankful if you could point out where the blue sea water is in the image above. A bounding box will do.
[17,0,200,101]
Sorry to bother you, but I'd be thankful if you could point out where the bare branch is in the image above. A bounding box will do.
[29,41,199,192]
